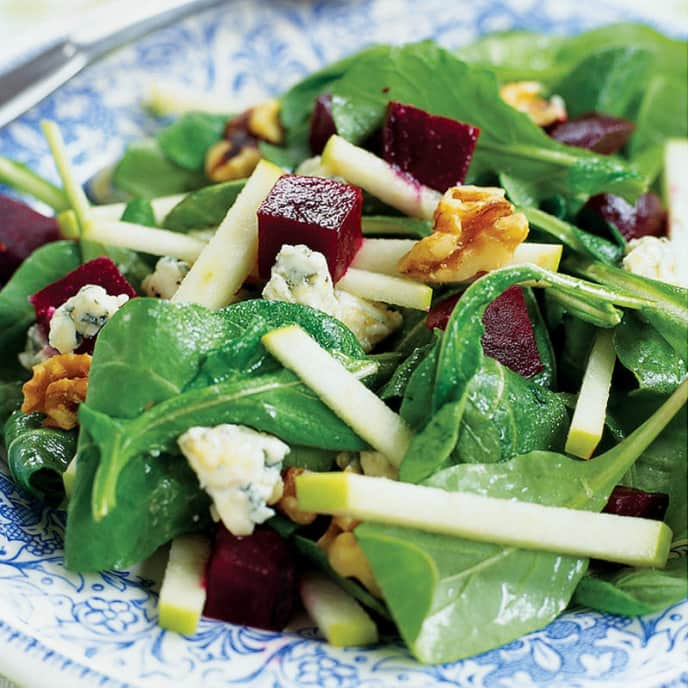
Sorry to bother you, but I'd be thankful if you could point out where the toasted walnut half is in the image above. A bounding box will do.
[205,139,262,182]
[499,81,566,127]
[398,185,529,283]
[275,467,318,525]
[22,353,91,430]
[205,99,283,182]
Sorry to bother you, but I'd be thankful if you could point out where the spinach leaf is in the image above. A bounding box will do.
[523,207,623,265]
[614,312,686,394]
[433,264,643,411]
[566,257,688,354]
[553,47,651,119]
[380,341,435,401]
[65,437,211,571]
[453,358,568,465]
[400,358,568,483]
[279,46,388,129]
[0,241,80,359]
[113,139,206,198]
[79,298,368,519]
[614,398,687,540]
[630,72,688,181]
[162,179,246,231]
[120,198,156,226]
[284,446,336,471]
[399,335,440,431]
[328,42,645,202]
[573,556,687,616]
[359,380,687,663]
[400,264,653,481]
[456,30,567,84]
[81,369,368,519]
[157,113,227,172]
[4,410,76,506]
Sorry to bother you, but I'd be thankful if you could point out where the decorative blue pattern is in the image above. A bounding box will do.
[0,1,686,686]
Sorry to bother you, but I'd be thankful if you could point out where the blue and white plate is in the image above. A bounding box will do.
[1,1,686,686]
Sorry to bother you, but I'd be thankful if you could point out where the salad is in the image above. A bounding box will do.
[0,21,686,666]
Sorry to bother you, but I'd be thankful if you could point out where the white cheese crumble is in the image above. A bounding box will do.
[262,244,402,352]
[18,324,54,370]
[622,236,687,288]
[142,256,190,299]
[177,424,288,536]
[48,285,130,354]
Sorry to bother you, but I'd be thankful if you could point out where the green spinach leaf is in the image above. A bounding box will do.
[553,47,651,119]
[4,411,76,506]
[162,179,246,231]
[113,139,206,198]
[328,42,645,202]
[614,312,686,394]
[65,436,211,571]
[573,556,687,616]
[359,380,687,663]
[157,113,227,172]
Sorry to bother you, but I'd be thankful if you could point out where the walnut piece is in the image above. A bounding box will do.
[398,185,529,283]
[499,81,566,127]
[205,99,283,182]
[22,353,91,430]
[275,467,318,525]
[205,139,262,182]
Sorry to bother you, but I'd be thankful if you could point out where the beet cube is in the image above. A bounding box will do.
[426,293,460,331]
[0,195,59,286]
[257,174,363,281]
[603,486,669,522]
[203,525,297,631]
[580,192,667,241]
[546,113,635,155]
[427,286,544,378]
[309,94,337,155]
[383,102,480,192]
[29,256,137,331]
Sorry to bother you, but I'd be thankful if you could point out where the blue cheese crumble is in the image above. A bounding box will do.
[48,284,130,354]
[263,244,402,351]
[18,324,54,370]
[622,236,687,288]
[142,257,190,299]
[177,424,288,536]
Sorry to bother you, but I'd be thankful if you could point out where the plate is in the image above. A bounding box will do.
[0,1,686,686]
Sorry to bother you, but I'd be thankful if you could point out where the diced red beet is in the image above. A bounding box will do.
[0,195,59,286]
[580,192,667,241]
[29,256,137,331]
[427,286,544,378]
[257,174,363,281]
[546,113,635,155]
[482,286,544,378]
[309,94,337,155]
[603,486,669,521]
[383,102,480,192]
[426,293,460,331]
[203,525,297,631]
